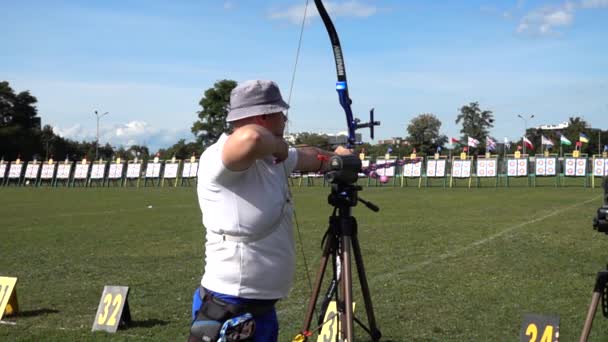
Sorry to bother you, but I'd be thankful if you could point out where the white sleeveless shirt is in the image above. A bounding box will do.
[197,133,298,299]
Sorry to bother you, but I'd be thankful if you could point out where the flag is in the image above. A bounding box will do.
[517,145,522,151]
[412,148,417,154]
[504,137,511,149]
[387,147,393,154]
[468,136,480,147]
[436,146,442,153]
[579,132,589,143]
[463,146,468,152]
[560,135,572,146]
[575,141,582,148]
[486,137,496,151]
[451,137,459,144]
[523,137,534,150]
[604,145,608,152]
[541,135,554,147]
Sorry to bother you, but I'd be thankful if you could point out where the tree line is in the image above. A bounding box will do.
[1,79,605,162]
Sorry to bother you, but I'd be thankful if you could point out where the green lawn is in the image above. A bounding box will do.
[1,185,607,341]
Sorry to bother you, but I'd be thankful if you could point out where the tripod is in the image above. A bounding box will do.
[300,182,382,341]
[579,266,608,342]
[580,177,608,342]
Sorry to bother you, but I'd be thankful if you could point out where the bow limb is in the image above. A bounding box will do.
[313,0,357,148]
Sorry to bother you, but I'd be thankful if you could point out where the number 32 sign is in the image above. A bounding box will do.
[91,286,131,333]
[520,314,559,342]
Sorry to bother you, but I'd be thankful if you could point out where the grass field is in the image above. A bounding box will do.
[1,184,608,341]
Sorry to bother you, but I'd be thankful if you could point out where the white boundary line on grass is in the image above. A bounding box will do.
[278,194,602,318]
[385,195,602,277]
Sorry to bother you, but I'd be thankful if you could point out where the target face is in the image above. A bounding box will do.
[56,164,72,179]
[74,164,89,179]
[90,164,105,179]
[427,160,436,176]
[41,164,55,179]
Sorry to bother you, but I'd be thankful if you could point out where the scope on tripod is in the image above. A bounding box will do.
[593,177,608,234]
[325,155,362,185]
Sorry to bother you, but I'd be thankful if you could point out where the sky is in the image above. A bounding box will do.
[1,0,607,151]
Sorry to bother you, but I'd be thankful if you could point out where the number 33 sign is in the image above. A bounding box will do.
[520,314,559,342]
[91,286,131,333]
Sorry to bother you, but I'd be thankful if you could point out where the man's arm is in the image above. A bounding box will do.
[222,124,288,171]
[296,146,351,173]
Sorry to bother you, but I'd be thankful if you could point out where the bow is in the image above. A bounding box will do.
[313,0,379,148]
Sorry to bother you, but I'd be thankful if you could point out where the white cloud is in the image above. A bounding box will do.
[580,0,608,8]
[269,1,377,25]
[53,120,192,151]
[516,3,575,36]
[516,0,608,36]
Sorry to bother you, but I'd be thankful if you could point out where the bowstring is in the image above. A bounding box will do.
[283,0,315,301]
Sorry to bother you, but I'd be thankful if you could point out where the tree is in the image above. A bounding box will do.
[294,132,330,149]
[0,81,42,159]
[406,113,447,155]
[157,139,203,160]
[455,102,494,151]
[191,80,237,148]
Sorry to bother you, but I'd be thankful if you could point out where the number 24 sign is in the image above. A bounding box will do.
[520,314,559,342]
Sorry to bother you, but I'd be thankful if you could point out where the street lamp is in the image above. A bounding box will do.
[94,110,109,160]
[517,114,534,154]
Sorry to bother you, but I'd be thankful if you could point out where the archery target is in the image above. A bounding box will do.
[25,163,40,179]
[8,163,23,178]
[376,159,396,177]
[535,157,556,176]
[426,159,446,177]
[145,162,162,178]
[163,163,179,178]
[564,158,586,177]
[74,163,89,179]
[507,159,527,176]
[90,164,105,179]
[461,160,471,177]
[40,164,55,179]
[108,163,124,179]
[451,160,471,178]
[576,158,586,176]
[426,160,436,177]
[0,163,6,178]
[593,158,608,177]
[565,158,575,176]
[403,160,422,177]
[56,164,72,179]
[126,163,142,178]
[436,160,446,177]
[518,160,527,176]
[476,159,497,177]
[452,160,462,177]
[182,162,199,178]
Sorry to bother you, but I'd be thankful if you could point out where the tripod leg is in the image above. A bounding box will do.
[579,291,601,342]
[580,270,608,342]
[302,233,335,335]
[351,235,382,341]
[341,235,355,341]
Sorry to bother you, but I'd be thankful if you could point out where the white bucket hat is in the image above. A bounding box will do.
[226,80,290,122]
